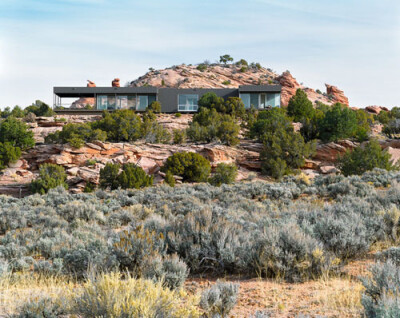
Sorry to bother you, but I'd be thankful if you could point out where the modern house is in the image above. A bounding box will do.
[53,84,282,113]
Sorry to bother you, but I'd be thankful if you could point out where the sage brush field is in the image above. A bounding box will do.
[0,168,400,282]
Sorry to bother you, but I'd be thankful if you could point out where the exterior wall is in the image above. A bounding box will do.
[158,88,238,113]
[54,85,282,113]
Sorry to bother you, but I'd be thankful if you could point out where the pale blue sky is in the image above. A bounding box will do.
[0,0,399,108]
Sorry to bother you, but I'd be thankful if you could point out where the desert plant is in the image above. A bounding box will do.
[164,170,176,187]
[0,116,35,150]
[162,152,211,182]
[71,272,200,318]
[209,163,238,186]
[287,89,314,122]
[99,163,153,190]
[338,139,396,176]
[147,101,161,113]
[361,261,400,317]
[0,142,21,171]
[173,129,186,144]
[200,281,239,318]
[142,254,189,290]
[317,103,358,142]
[219,54,233,65]
[30,164,68,194]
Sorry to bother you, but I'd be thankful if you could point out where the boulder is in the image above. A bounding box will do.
[87,80,96,87]
[365,106,390,115]
[112,78,120,87]
[325,84,349,106]
[314,140,357,162]
[320,165,339,174]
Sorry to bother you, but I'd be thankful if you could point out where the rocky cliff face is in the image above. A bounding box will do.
[129,64,348,107]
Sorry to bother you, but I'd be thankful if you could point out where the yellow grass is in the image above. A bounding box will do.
[0,273,75,315]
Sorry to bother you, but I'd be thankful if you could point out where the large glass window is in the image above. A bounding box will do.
[267,93,281,107]
[240,94,251,109]
[107,95,116,110]
[97,95,108,110]
[250,93,259,108]
[178,94,198,111]
[116,96,128,109]
[137,95,148,111]
[127,96,136,109]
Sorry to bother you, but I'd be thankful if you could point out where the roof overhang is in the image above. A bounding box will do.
[238,85,281,93]
[53,86,158,97]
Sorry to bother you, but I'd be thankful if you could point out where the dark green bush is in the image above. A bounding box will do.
[287,88,314,122]
[209,163,238,186]
[250,108,314,179]
[164,170,175,187]
[376,110,391,124]
[175,113,182,118]
[46,110,171,145]
[196,64,207,72]
[99,163,120,190]
[24,100,54,117]
[317,103,358,142]
[0,142,21,170]
[45,123,106,148]
[187,108,240,146]
[99,163,153,190]
[173,129,186,144]
[0,116,35,150]
[117,164,153,189]
[383,119,400,139]
[146,101,161,113]
[162,152,211,182]
[337,139,396,176]
[219,54,233,64]
[92,110,143,142]
[30,164,68,194]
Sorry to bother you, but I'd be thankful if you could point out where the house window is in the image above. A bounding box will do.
[137,95,148,111]
[250,93,259,108]
[97,95,108,110]
[267,93,281,107]
[116,96,128,109]
[97,95,116,110]
[240,94,251,109]
[178,94,198,111]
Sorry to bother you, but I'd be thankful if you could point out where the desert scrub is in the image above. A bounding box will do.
[361,261,400,317]
[200,281,239,318]
[30,164,68,194]
[70,272,200,318]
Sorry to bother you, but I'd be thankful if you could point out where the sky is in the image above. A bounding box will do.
[0,0,399,108]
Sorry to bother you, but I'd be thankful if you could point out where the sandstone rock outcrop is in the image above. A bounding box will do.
[112,78,120,87]
[71,97,95,109]
[325,84,349,106]
[130,64,336,106]
[87,80,96,87]
[276,71,301,106]
[365,106,390,115]
[313,140,358,162]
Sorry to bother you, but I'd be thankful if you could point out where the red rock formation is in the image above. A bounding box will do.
[71,98,95,109]
[112,78,120,87]
[87,80,96,87]
[325,84,349,106]
[276,71,301,106]
[365,106,389,115]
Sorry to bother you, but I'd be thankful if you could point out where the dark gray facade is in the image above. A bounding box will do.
[53,85,282,113]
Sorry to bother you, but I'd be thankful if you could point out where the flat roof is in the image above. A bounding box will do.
[53,86,158,97]
[239,84,281,92]
[54,85,281,97]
